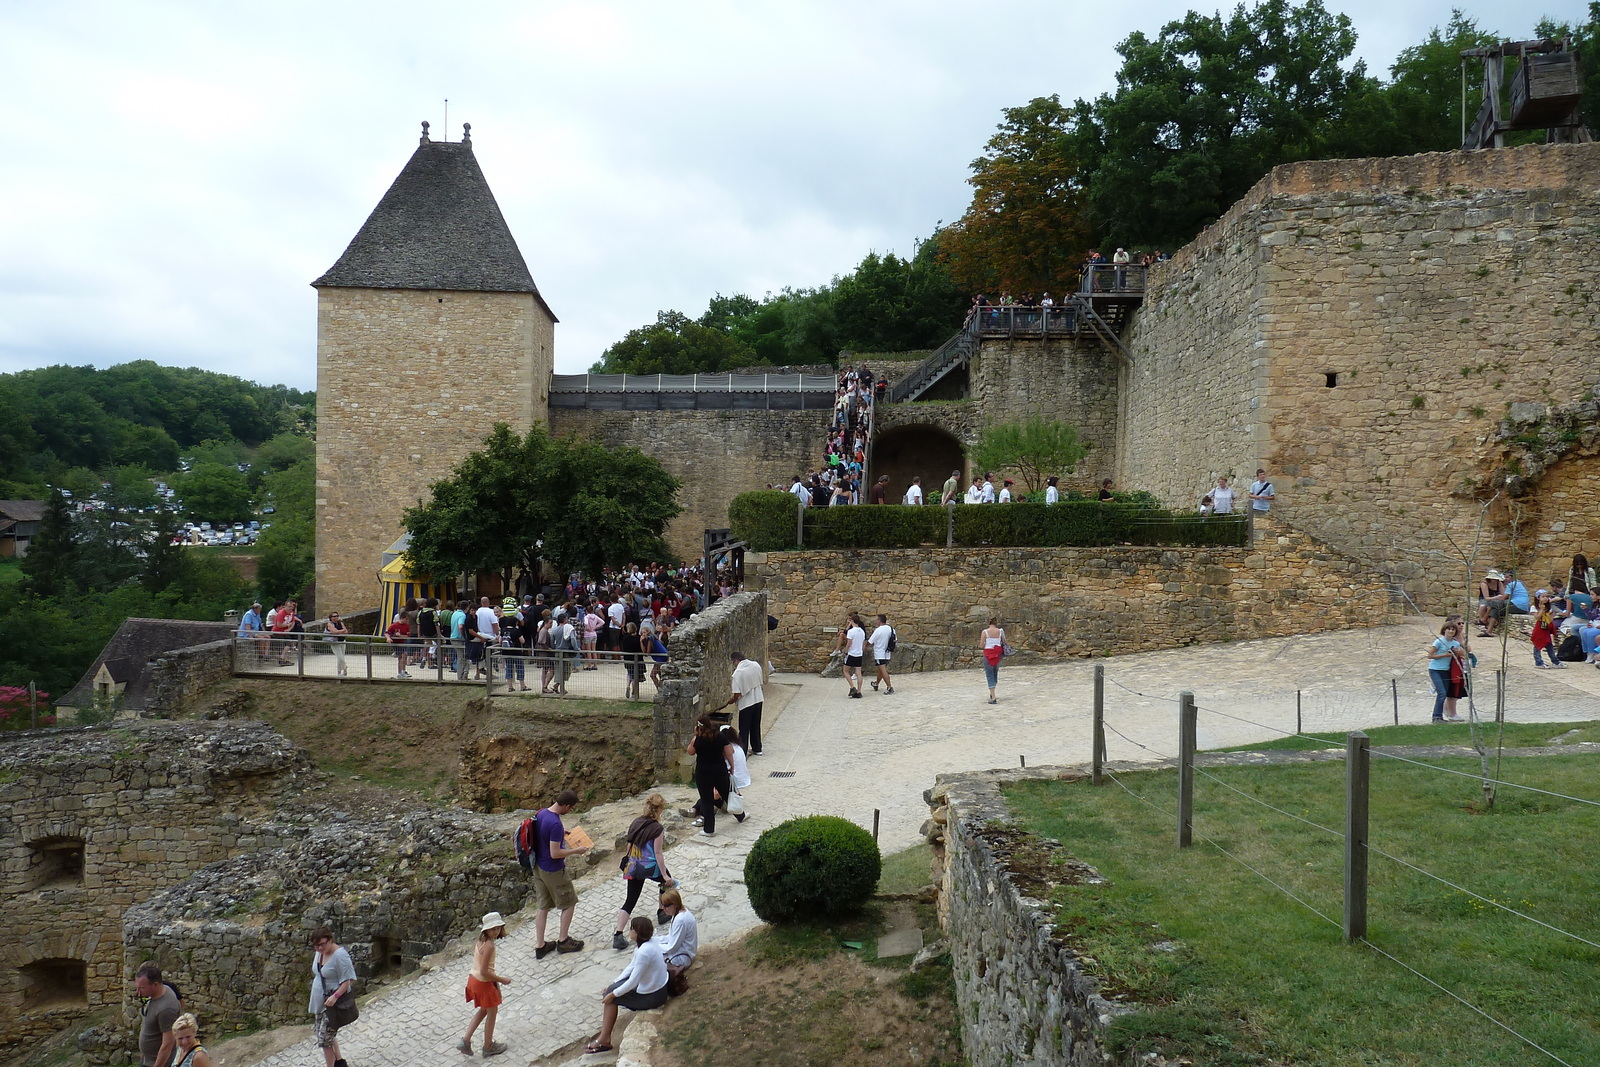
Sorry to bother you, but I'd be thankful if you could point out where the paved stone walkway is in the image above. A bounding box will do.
[225,619,1600,1066]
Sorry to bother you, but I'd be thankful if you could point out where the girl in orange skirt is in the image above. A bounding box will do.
[459,912,511,1057]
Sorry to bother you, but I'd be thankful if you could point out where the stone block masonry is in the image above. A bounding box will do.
[0,721,312,1048]
[654,591,768,775]
[549,408,827,562]
[750,516,1397,672]
[1121,143,1600,608]
[315,287,554,615]
[970,338,1120,490]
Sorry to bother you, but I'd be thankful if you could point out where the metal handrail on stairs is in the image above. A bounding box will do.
[889,321,980,403]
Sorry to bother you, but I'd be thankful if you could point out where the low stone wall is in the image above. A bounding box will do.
[653,591,768,778]
[751,515,1398,672]
[142,639,235,718]
[120,810,531,1036]
[927,769,1134,1066]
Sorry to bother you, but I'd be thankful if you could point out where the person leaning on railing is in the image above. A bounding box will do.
[324,611,350,677]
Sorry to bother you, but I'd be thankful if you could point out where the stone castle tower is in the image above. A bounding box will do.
[313,125,556,613]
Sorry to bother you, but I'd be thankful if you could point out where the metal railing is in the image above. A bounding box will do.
[1079,262,1149,294]
[550,373,837,393]
[232,634,658,702]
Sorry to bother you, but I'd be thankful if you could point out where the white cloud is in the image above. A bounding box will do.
[0,0,1545,387]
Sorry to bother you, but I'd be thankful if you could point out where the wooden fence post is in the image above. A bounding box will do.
[946,502,955,548]
[1391,678,1399,726]
[1344,731,1370,942]
[1178,692,1195,848]
[1093,664,1106,786]
[796,497,805,548]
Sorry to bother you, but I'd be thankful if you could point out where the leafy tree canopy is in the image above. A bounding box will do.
[173,462,252,524]
[403,424,682,586]
[592,240,967,374]
[972,418,1089,493]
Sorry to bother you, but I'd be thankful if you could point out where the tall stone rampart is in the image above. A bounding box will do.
[971,338,1120,490]
[749,516,1396,672]
[1121,143,1600,605]
[315,287,553,612]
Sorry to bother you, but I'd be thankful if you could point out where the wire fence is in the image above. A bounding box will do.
[1084,665,1598,1065]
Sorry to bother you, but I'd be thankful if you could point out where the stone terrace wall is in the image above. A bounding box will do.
[0,722,310,1048]
[749,515,1396,672]
[142,639,234,718]
[121,810,530,1034]
[1122,143,1600,606]
[551,408,828,562]
[654,591,768,778]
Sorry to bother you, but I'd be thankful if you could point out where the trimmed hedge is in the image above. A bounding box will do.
[729,491,1248,550]
[729,490,801,551]
[743,815,882,924]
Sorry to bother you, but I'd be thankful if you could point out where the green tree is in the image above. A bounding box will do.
[252,431,315,473]
[255,459,315,604]
[972,418,1089,493]
[404,424,681,587]
[939,95,1092,296]
[20,492,76,599]
[591,310,757,374]
[1077,0,1365,250]
[173,462,252,523]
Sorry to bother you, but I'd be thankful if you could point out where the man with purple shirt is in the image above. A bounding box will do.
[533,789,589,958]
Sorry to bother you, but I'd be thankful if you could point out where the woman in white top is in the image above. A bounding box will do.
[981,617,1006,705]
[586,917,669,1054]
[1044,476,1059,505]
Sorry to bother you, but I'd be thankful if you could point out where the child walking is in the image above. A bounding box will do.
[460,912,511,1057]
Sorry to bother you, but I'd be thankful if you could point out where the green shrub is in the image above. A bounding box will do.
[805,505,944,548]
[952,502,1246,547]
[729,490,799,551]
[744,815,882,923]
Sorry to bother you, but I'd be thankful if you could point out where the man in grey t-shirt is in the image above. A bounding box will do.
[135,961,181,1067]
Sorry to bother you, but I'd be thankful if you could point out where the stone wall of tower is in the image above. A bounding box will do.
[315,288,554,612]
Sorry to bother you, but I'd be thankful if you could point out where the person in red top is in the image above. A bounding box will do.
[271,600,299,665]
[1531,592,1563,669]
[386,611,414,678]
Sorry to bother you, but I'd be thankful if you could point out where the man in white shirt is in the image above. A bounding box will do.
[998,479,1014,504]
[1211,476,1235,515]
[964,478,984,504]
[903,477,923,506]
[719,651,767,755]
[835,614,867,698]
[867,614,895,694]
[475,597,500,646]
[789,477,811,507]
[980,473,996,504]
[1045,476,1060,505]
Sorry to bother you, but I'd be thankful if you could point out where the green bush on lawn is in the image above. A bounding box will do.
[744,815,882,924]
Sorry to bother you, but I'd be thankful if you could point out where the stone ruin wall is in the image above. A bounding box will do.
[970,338,1121,493]
[315,287,554,615]
[749,516,1397,673]
[1121,143,1600,607]
[549,408,828,563]
[0,722,310,1049]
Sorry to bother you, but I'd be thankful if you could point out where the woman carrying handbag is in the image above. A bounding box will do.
[309,926,358,1067]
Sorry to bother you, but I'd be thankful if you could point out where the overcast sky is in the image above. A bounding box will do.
[0,0,1580,390]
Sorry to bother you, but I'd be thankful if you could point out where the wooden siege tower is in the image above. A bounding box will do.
[1461,38,1591,149]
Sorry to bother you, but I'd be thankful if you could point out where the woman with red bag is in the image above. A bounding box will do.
[981,617,1006,705]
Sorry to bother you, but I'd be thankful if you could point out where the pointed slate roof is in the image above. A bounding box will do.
[56,618,234,711]
[313,138,556,318]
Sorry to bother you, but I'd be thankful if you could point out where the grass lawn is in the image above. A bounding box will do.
[1004,753,1600,1065]
[1220,719,1600,752]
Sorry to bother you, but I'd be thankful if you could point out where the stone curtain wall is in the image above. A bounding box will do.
[927,770,1135,1067]
[550,408,828,562]
[653,591,768,777]
[1121,143,1600,606]
[315,287,554,614]
[749,516,1395,672]
[120,812,530,1036]
[971,339,1120,492]
[0,722,310,1047]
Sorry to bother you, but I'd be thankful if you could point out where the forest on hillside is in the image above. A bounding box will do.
[595,3,1600,375]
[0,362,318,707]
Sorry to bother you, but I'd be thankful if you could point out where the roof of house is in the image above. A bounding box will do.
[0,500,47,523]
[312,137,556,319]
[57,618,234,710]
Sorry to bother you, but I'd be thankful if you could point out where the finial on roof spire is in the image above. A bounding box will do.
[419,120,431,145]
[462,122,472,145]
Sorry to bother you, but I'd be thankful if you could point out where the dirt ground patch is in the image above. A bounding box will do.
[199,680,654,808]
[653,903,962,1067]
